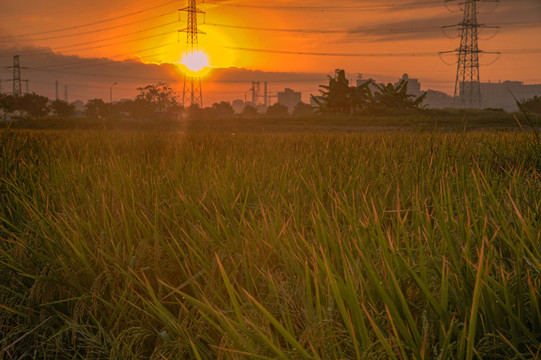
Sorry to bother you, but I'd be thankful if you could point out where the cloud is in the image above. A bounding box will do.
[0,46,333,103]
[340,0,541,42]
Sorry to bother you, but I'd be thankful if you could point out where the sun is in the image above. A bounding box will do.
[181,51,209,73]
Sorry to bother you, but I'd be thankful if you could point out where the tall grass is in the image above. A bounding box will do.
[0,129,540,359]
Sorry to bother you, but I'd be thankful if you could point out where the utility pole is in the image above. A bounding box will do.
[251,81,260,105]
[110,82,117,104]
[64,85,69,103]
[55,80,59,100]
[442,0,499,108]
[264,82,268,107]
[180,0,205,108]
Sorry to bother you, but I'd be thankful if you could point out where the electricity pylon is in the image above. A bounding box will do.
[4,55,28,96]
[179,0,205,108]
[442,0,499,108]
[11,55,22,96]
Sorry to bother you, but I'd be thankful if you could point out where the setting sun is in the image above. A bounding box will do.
[181,51,209,73]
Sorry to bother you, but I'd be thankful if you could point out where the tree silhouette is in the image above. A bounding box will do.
[372,79,426,113]
[313,70,427,115]
[292,102,314,117]
[18,93,50,119]
[211,101,235,119]
[51,99,75,118]
[520,96,541,115]
[266,103,289,117]
[136,82,179,112]
[85,99,114,120]
[241,105,259,119]
[0,94,18,120]
[312,69,351,114]
[312,69,372,114]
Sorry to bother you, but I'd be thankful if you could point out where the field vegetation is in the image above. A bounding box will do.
[0,126,540,359]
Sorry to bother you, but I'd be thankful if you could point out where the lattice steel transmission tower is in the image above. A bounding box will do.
[4,55,28,96]
[442,0,499,108]
[11,55,22,96]
[179,0,205,108]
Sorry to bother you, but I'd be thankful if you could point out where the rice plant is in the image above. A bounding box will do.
[0,128,539,359]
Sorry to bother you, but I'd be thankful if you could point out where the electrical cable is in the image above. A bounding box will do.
[203,20,541,35]
[224,45,541,57]
[0,12,176,43]
[0,29,177,58]
[203,1,443,12]
[0,0,180,39]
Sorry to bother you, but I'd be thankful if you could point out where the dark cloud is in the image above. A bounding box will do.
[0,46,331,103]
[342,0,541,42]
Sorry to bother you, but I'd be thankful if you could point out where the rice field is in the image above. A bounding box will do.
[0,128,540,359]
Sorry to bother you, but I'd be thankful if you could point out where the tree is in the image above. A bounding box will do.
[85,99,114,119]
[18,93,50,118]
[292,102,314,117]
[312,69,372,114]
[372,80,426,113]
[312,69,351,114]
[136,82,179,112]
[266,103,289,117]
[520,96,541,115]
[0,94,18,120]
[241,105,259,119]
[51,99,75,118]
[116,99,155,121]
[211,101,235,119]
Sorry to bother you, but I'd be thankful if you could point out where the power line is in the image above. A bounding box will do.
[0,0,180,39]
[0,29,177,58]
[221,46,541,57]
[222,46,437,57]
[203,0,536,11]
[0,12,176,43]
[202,20,541,35]
[202,1,442,12]
[39,22,177,52]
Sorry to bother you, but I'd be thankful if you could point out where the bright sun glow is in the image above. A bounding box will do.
[181,51,209,73]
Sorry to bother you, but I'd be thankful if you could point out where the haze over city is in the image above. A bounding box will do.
[1,0,540,105]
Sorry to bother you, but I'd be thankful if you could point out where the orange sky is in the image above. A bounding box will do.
[1,0,540,103]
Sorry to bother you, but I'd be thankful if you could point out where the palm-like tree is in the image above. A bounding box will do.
[312,69,372,114]
[373,79,426,112]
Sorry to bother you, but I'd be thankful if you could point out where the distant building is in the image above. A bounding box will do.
[232,99,245,114]
[391,74,455,109]
[479,80,541,111]
[71,100,85,118]
[424,90,454,109]
[356,74,379,93]
[396,73,422,96]
[277,88,301,113]
[71,100,85,112]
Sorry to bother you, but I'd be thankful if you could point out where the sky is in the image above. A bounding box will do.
[0,0,540,105]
